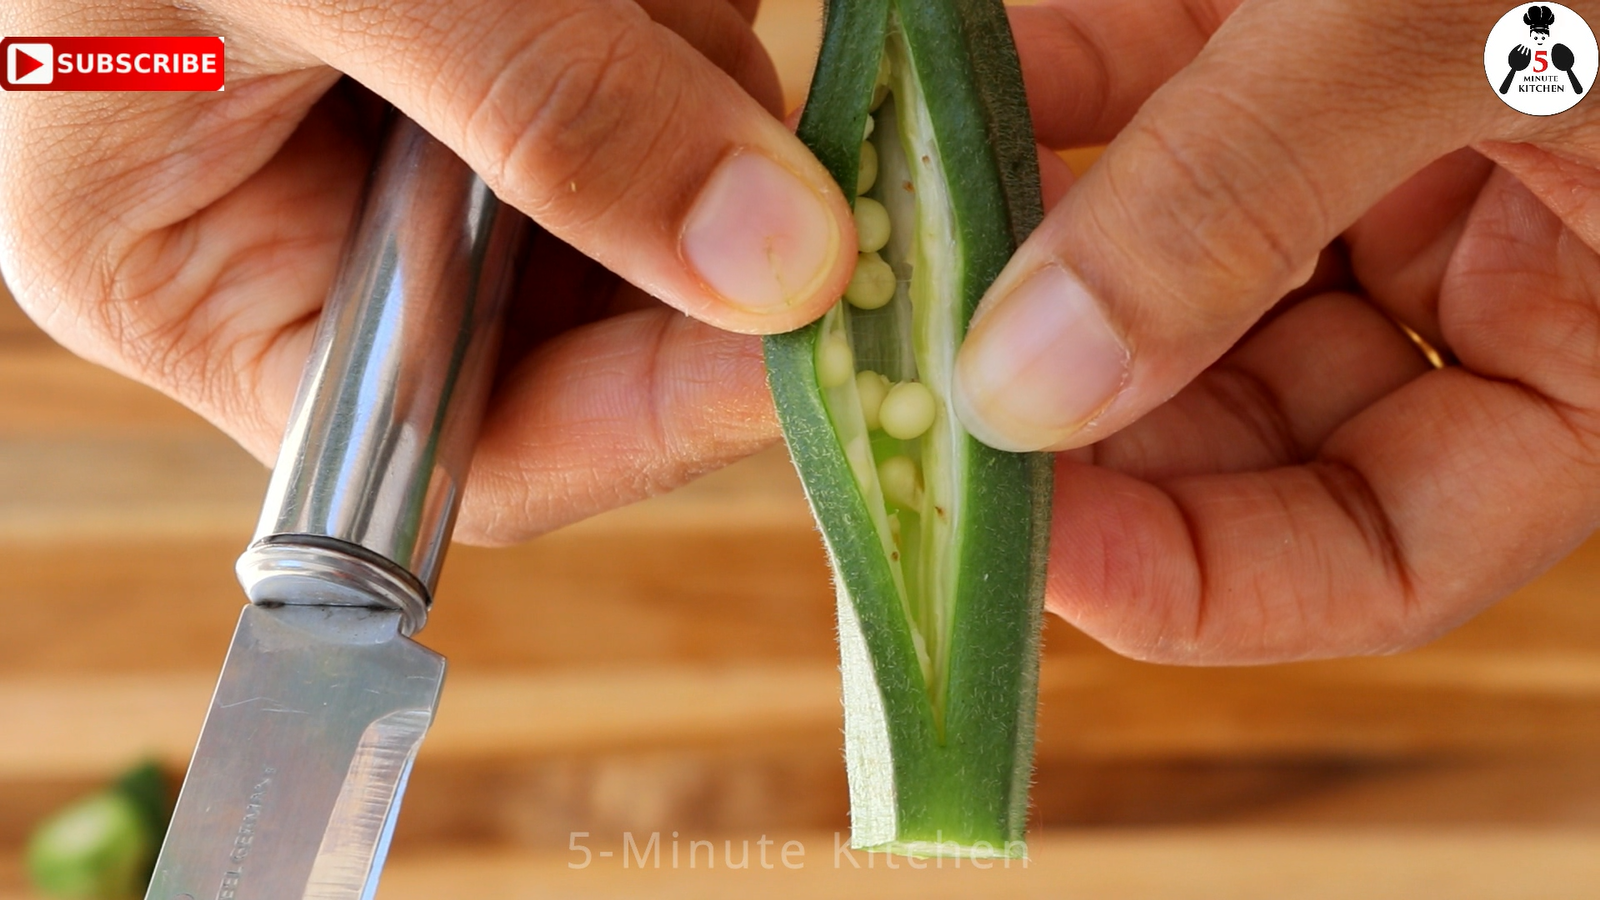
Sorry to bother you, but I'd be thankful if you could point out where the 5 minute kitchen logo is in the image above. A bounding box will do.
[1486,3,1598,115]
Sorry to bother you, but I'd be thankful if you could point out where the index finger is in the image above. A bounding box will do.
[1009,0,1240,148]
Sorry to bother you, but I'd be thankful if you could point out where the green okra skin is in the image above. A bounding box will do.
[765,0,1051,858]
[27,761,172,899]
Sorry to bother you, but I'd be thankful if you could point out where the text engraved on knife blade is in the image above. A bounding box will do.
[217,766,276,900]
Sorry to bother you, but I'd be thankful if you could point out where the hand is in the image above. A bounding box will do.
[954,0,1600,663]
[0,0,855,544]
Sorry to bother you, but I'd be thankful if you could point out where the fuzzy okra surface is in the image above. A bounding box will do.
[765,0,1051,858]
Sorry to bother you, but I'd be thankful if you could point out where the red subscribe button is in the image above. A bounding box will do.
[2,37,224,91]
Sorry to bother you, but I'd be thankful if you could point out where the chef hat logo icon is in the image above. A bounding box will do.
[1525,5,1556,44]
[1526,5,1557,34]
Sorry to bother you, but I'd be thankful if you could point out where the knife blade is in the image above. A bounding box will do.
[146,113,525,900]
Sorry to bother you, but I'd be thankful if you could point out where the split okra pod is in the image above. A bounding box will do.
[765,0,1052,858]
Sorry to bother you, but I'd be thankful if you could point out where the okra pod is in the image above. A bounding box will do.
[765,0,1051,858]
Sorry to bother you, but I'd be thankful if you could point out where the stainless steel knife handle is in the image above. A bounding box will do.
[236,114,524,636]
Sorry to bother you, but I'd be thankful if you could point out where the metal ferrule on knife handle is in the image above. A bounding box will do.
[146,115,524,900]
[236,115,525,636]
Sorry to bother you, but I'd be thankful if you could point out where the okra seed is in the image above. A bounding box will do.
[844,252,896,310]
[855,370,891,431]
[857,142,879,195]
[863,116,875,140]
[854,197,891,254]
[878,455,923,510]
[817,333,855,388]
[880,380,936,440]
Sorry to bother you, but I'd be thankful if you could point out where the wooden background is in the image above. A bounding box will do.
[2,2,1599,896]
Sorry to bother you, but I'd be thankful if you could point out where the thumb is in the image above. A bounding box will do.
[210,0,856,335]
[954,0,1513,452]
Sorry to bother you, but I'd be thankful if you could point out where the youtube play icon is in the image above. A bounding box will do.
[13,49,42,78]
[7,43,53,86]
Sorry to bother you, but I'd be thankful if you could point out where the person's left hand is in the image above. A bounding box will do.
[954,0,1600,664]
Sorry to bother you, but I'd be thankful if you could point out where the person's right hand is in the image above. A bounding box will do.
[0,0,856,544]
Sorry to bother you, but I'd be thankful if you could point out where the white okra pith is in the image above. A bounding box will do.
[765,0,1051,859]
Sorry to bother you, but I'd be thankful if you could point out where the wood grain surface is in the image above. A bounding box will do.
[1,2,1597,896]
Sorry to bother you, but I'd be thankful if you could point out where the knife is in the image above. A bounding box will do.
[145,112,525,900]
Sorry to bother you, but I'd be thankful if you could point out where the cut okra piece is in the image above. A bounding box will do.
[764,0,1050,860]
[27,761,171,900]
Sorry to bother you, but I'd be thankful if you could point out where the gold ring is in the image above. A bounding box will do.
[1393,319,1451,370]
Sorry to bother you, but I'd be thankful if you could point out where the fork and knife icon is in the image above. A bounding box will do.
[1500,42,1585,94]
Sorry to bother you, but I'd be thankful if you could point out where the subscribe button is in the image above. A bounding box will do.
[2,36,223,91]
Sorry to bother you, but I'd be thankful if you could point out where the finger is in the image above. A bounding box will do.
[1046,171,1600,664]
[954,0,1526,453]
[724,0,762,25]
[1443,166,1600,424]
[1344,148,1495,350]
[1049,366,1598,664]
[1095,291,1430,481]
[1039,146,1076,210]
[497,226,625,365]
[1273,241,1357,312]
[454,308,777,544]
[206,0,854,335]
[637,0,783,114]
[1009,0,1237,148]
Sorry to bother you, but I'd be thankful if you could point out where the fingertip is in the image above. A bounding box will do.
[952,366,1043,453]
[677,143,855,334]
[954,263,1131,452]
[954,152,1088,451]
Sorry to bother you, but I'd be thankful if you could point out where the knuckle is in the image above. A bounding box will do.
[16,209,241,432]
[462,9,678,230]
[1199,365,1302,461]
[1122,104,1326,323]
[100,239,245,426]
[0,193,118,366]
[282,0,445,52]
